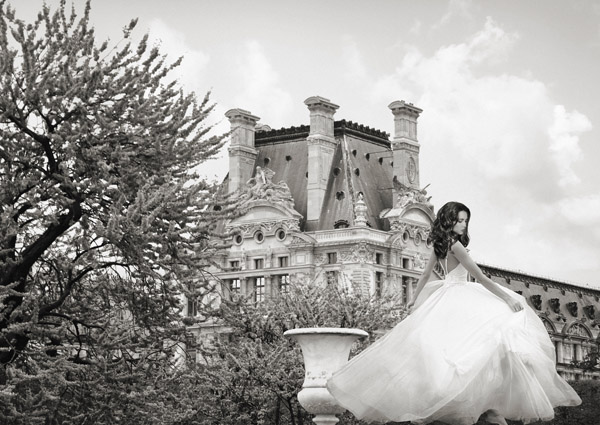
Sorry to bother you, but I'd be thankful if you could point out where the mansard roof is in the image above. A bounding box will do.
[252,120,393,231]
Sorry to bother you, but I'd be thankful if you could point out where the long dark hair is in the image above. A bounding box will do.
[427,201,470,259]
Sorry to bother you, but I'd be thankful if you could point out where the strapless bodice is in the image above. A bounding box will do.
[445,263,468,283]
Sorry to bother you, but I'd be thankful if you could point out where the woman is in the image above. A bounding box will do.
[327,202,581,425]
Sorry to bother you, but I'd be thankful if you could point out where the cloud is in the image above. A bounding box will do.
[341,17,595,285]
[434,0,475,30]
[232,40,293,128]
[557,194,600,225]
[196,41,294,183]
[346,17,590,198]
[342,36,369,82]
[409,19,422,36]
[548,105,592,187]
[147,19,210,96]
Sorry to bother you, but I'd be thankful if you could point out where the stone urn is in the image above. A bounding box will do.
[284,327,369,425]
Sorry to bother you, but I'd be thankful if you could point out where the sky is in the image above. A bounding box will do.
[13,0,600,288]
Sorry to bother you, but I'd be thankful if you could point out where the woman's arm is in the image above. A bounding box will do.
[451,241,523,312]
[407,252,437,312]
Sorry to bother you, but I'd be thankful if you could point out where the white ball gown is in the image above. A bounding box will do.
[326,263,581,425]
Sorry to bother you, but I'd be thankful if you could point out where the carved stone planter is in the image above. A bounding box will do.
[284,327,368,425]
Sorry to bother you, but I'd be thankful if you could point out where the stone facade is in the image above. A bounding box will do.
[190,96,600,380]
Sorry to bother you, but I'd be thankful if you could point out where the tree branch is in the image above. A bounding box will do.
[6,115,57,174]
[39,260,129,316]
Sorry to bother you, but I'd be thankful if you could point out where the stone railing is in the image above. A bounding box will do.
[309,228,389,244]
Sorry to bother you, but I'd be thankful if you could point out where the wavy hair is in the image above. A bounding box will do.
[427,201,470,259]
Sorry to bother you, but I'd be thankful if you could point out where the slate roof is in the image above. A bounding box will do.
[254,136,308,227]
[251,120,392,231]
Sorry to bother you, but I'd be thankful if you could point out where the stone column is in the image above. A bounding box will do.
[574,343,582,362]
[555,340,564,364]
[225,108,260,193]
[265,275,273,298]
[388,101,423,205]
[305,96,339,223]
[406,277,414,302]
[240,277,249,297]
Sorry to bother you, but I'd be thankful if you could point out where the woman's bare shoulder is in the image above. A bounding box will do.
[450,240,466,251]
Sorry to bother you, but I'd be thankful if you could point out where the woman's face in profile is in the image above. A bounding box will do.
[452,211,469,236]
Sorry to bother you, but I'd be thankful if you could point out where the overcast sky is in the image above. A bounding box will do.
[15,0,600,288]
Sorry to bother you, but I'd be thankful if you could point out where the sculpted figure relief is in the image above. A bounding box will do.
[392,177,434,211]
[241,166,295,209]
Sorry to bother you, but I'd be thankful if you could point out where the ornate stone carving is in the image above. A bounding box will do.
[351,242,374,264]
[583,305,595,320]
[228,218,300,237]
[354,193,368,227]
[240,166,295,209]
[290,235,310,246]
[389,221,430,242]
[530,294,542,311]
[240,249,247,270]
[549,298,561,314]
[566,302,578,317]
[390,220,406,233]
[339,250,354,263]
[567,323,589,338]
[392,177,434,211]
[406,157,417,183]
[314,253,328,266]
[413,253,426,271]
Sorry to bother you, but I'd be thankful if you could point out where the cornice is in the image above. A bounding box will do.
[479,264,600,297]
[253,120,391,147]
[255,125,310,144]
[335,120,390,147]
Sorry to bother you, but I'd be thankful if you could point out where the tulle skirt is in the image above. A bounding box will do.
[326,279,581,424]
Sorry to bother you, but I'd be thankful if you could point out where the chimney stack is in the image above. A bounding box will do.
[225,108,260,193]
[388,101,423,205]
[304,96,339,223]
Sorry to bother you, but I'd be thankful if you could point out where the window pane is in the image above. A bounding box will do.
[279,274,290,294]
[255,277,265,302]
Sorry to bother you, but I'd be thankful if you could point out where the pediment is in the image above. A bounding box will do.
[401,205,434,225]
[226,200,302,236]
[380,204,435,225]
[229,200,302,226]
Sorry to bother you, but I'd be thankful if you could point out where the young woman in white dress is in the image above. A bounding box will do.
[327,202,581,425]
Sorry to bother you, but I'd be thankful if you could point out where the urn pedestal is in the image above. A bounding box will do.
[284,327,368,425]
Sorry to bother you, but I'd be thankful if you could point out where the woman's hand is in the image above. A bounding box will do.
[406,301,415,314]
[504,296,524,313]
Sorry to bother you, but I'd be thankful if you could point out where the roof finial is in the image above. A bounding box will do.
[354,192,368,227]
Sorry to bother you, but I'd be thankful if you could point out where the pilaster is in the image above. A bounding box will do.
[388,101,423,205]
[240,277,249,296]
[226,108,260,193]
[305,96,339,222]
[556,340,564,363]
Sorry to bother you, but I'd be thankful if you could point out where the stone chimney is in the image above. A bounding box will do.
[304,96,339,223]
[388,101,423,205]
[225,108,260,193]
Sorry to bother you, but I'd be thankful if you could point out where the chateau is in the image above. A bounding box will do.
[192,96,600,380]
